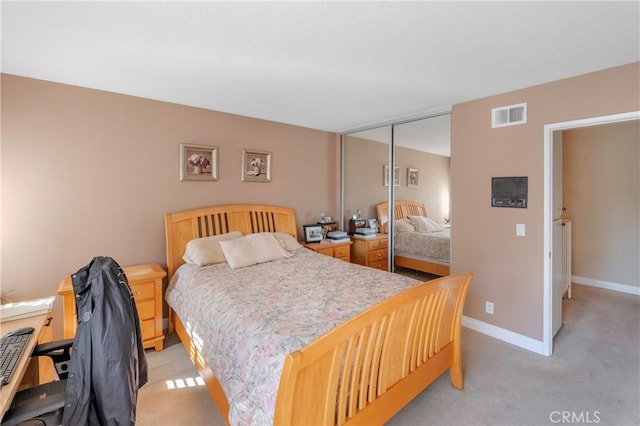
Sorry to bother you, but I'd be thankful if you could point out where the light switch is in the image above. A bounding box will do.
[516,223,526,237]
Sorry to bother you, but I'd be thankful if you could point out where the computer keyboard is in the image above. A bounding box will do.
[1,331,32,386]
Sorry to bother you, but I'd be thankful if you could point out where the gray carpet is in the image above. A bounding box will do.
[137,284,640,425]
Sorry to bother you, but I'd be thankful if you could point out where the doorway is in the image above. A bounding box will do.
[542,110,640,356]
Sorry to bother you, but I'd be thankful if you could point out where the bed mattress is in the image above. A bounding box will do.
[394,228,450,262]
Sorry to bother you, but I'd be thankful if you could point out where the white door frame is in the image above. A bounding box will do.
[542,110,640,356]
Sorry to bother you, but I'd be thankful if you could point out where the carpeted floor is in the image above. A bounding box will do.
[137,283,640,425]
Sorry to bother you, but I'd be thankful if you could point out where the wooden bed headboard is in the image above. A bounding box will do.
[164,204,297,279]
[375,200,427,233]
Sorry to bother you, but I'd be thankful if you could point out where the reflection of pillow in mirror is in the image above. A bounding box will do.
[409,216,444,233]
[220,233,293,269]
[394,218,416,233]
[183,231,243,266]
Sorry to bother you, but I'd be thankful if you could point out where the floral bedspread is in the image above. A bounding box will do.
[394,228,451,262]
[165,248,421,426]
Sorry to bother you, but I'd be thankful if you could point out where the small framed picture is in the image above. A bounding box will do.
[383,165,400,187]
[242,149,272,182]
[303,224,323,243]
[367,218,379,232]
[407,168,419,187]
[180,143,218,181]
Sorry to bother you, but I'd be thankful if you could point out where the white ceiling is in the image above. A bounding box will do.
[349,113,452,157]
[2,1,639,140]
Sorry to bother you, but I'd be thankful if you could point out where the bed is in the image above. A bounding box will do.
[376,200,450,276]
[164,204,471,425]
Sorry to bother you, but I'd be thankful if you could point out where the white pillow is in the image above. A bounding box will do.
[394,218,416,233]
[183,231,244,266]
[409,216,444,233]
[263,232,303,251]
[219,233,293,269]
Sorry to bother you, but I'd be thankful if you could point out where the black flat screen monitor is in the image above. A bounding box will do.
[492,176,527,208]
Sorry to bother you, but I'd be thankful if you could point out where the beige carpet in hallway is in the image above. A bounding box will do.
[137,284,639,425]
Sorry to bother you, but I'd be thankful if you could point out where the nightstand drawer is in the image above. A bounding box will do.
[368,239,382,251]
[136,299,155,320]
[315,246,335,257]
[369,261,387,271]
[367,249,387,263]
[131,281,155,301]
[304,240,352,262]
[334,245,350,259]
[140,318,155,341]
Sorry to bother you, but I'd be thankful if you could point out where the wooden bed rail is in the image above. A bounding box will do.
[274,273,472,425]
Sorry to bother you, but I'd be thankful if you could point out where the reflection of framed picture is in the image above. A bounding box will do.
[241,149,272,182]
[367,218,379,232]
[180,143,218,181]
[383,165,400,187]
[303,224,323,243]
[407,168,419,187]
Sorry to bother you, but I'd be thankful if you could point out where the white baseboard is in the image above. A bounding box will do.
[572,275,640,296]
[462,315,545,355]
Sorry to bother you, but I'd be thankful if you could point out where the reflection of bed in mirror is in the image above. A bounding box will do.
[376,200,450,276]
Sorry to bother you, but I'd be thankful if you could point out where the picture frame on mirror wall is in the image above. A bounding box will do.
[303,224,323,243]
[407,168,419,187]
[241,149,272,182]
[383,165,400,187]
[180,143,218,181]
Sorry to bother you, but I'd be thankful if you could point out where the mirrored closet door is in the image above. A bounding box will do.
[341,114,451,276]
[342,125,393,270]
[392,115,452,277]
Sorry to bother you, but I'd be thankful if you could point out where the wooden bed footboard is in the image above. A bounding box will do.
[395,255,450,277]
[274,273,472,425]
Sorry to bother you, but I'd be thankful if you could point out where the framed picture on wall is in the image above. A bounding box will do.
[407,168,419,187]
[180,143,218,181]
[241,149,272,182]
[383,165,400,187]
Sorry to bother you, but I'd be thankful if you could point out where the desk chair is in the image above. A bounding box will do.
[1,340,73,426]
[1,257,148,426]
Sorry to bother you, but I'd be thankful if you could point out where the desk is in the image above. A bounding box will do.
[0,312,52,419]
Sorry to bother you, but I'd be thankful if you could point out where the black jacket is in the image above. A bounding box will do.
[62,257,148,426]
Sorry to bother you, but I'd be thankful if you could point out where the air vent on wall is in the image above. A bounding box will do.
[491,103,527,128]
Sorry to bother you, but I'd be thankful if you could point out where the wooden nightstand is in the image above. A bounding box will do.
[350,234,389,271]
[304,239,352,262]
[57,263,167,351]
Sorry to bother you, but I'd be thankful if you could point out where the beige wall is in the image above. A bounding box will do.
[451,62,639,340]
[1,74,339,336]
[343,135,450,228]
[563,121,639,287]
[395,146,451,224]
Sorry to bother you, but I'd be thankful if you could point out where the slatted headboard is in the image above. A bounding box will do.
[375,200,427,233]
[164,204,298,279]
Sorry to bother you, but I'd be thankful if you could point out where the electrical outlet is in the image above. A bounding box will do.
[516,223,526,237]
[485,301,494,315]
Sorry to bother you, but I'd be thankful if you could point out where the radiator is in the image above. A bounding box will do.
[561,220,572,299]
